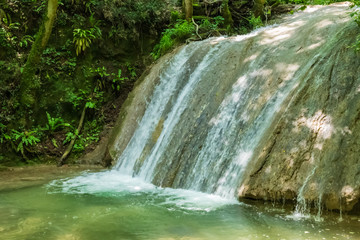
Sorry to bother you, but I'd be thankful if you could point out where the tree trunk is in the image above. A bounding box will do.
[253,0,265,18]
[20,0,58,107]
[183,0,193,21]
[221,0,233,29]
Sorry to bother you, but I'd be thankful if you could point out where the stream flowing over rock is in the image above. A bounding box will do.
[106,4,360,213]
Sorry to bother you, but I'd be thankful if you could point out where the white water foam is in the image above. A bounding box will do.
[47,171,239,212]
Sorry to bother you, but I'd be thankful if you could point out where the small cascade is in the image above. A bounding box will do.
[315,194,323,222]
[294,166,317,218]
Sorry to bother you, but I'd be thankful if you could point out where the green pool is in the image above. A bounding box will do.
[0,171,359,240]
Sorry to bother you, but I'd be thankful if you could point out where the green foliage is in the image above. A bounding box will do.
[8,129,40,157]
[126,62,137,80]
[67,89,87,109]
[85,101,96,109]
[111,69,127,91]
[73,28,94,55]
[350,2,360,51]
[0,59,21,127]
[90,64,135,92]
[99,0,169,41]
[90,66,109,90]
[33,0,47,13]
[0,27,12,49]
[64,119,101,153]
[63,131,76,145]
[44,112,71,133]
[198,16,225,33]
[67,87,104,111]
[151,19,195,60]
[249,14,263,30]
[170,11,181,24]
[151,34,174,60]
[0,123,9,144]
[0,23,19,49]
[86,88,104,109]
[19,35,34,48]
[213,16,225,27]
[73,26,101,55]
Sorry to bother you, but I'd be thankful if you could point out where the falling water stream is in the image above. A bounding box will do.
[1,4,360,240]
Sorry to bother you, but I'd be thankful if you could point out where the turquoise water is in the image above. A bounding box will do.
[0,171,359,240]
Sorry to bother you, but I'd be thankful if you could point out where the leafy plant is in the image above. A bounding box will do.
[151,19,195,60]
[126,62,137,80]
[111,69,127,91]
[199,16,225,33]
[151,34,174,60]
[170,11,181,23]
[34,0,47,13]
[67,90,86,109]
[44,112,71,133]
[10,129,40,158]
[51,138,59,148]
[98,0,169,42]
[0,24,18,47]
[73,26,101,55]
[0,28,12,48]
[91,66,110,90]
[63,131,77,145]
[19,35,34,48]
[0,123,10,144]
[70,119,101,152]
[249,14,263,30]
[86,88,104,109]
[213,16,225,27]
[8,22,20,31]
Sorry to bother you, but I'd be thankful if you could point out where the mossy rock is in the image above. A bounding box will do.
[192,16,211,21]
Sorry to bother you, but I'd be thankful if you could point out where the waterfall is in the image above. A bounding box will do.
[113,28,305,198]
[109,3,358,205]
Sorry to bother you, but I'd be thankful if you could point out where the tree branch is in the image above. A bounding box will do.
[58,105,87,166]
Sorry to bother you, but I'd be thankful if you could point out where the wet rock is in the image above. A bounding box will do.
[238,4,360,213]
[107,3,360,213]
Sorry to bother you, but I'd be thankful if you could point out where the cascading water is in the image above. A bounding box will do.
[293,166,318,218]
[114,45,199,174]
[109,4,358,205]
[138,43,226,181]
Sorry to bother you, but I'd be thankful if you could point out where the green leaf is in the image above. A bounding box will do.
[85,102,96,109]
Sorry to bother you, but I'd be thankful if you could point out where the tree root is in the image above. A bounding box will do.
[192,18,202,40]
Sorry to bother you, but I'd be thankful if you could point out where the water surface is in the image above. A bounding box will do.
[0,171,359,240]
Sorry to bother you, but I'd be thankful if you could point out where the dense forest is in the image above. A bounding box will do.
[0,0,358,167]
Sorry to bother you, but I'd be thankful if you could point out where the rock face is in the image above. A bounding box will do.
[237,4,360,212]
[107,3,360,212]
